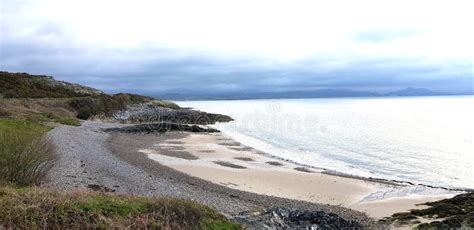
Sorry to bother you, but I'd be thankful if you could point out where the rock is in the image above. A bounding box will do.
[87,184,116,193]
[235,207,362,229]
[112,104,233,125]
[103,122,220,133]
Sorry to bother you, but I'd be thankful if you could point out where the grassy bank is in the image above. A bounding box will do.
[0,96,180,124]
[0,98,80,126]
[0,119,241,229]
[0,186,241,229]
[1,71,182,123]
[0,119,56,186]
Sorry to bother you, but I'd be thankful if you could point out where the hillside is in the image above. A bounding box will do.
[385,87,442,96]
[0,72,241,229]
[0,71,104,98]
[0,71,183,123]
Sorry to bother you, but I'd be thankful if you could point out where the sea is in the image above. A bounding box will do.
[178,96,474,191]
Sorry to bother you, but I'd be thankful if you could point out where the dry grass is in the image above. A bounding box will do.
[0,186,242,229]
[152,100,181,110]
[0,98,80,126]
[0,119,57,186]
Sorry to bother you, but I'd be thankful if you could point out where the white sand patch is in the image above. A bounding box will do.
[144,133,455,219]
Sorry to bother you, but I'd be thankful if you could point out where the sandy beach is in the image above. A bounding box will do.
[139,132,455,219]
[44,121,458,228]
[46,121,386,228]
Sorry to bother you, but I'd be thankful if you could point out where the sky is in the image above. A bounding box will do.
[0,0,473,95]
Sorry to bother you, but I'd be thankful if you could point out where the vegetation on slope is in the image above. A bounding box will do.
[0,98,81,126]
[69,93,154,119]
[0,72,235,228]
[0,71,104,98]
[0,119,56,186]
[0,118,240,229]
[0,186,241,229]
[382,192,474,229]
[0,71,180,122]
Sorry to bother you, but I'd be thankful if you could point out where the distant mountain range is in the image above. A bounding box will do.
[156,87,472,100]
[384,87,444,97]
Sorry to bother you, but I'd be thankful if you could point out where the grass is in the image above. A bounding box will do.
[0,119,242,229]
[0,98,80,126]
[0,72,241,228]
[43,112,81,126]
[0,186,242,229]
[22,112,81,126]
[0,119,57,186]
[0,71,101,98]
[152,100,181,109]
[69,94,156,120]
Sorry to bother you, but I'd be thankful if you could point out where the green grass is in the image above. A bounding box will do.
[152,100,181,109]
[0,186,242,229]
[0,119,51,135]
[0,118,241,229]
[0,119,56,186]
[0,98,81,126]
[43,112,81,126]
[0,71,102,98]
[20,113,81,126]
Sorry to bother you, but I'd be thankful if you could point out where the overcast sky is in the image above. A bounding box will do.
[0,0,472,95]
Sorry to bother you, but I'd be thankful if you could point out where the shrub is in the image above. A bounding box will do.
[0,119,57,186]
[69,94,153,120]
[0,108,11,117]
[0,71,102,98]
[45,113,80,126]
[152,100,181,109]
[0,187,242,229]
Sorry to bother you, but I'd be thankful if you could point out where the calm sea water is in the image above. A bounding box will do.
[178,96,474,190]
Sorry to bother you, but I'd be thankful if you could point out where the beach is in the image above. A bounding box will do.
[43,120,459,228]
[133,131,455,219]
[45,121,381,228]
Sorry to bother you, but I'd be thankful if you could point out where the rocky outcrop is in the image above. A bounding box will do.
[382,192,474,229]
[103,122,220,133]
[236,207,362,229]
[112,104,233,125]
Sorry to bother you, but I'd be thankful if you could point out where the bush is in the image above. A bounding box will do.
[0,71,102,98]
[0,186,242,229]
[45,113,81,126]
[0,108,11,117]
[0,119,57,186]
[69,94,153,120]
[152,100,181,109]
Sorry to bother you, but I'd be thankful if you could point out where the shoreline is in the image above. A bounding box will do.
[123,130,457,219]
[44,120,461,227]
[45,121,382,228]
[215,129,472,193]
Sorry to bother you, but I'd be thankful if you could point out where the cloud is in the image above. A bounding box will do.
[0,0,473,95]
[354,28,421,43]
